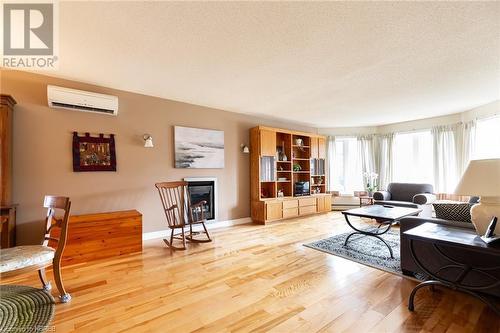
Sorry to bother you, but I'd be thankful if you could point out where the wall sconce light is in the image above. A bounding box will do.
[241,144,250,154]
[143,134,154,148]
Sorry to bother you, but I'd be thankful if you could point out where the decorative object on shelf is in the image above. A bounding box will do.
[72,132,116,172]
[279,141,288,161]
[363,172,379,197]
[317,176,324,185]
[261,188,269,198]
[454,158,500,243]
[240,144,250,153]
[174,126,224,168]
[278,177,288,181]
[294,138,303,146]
[277,189,284,198]
[143,134,154,148]
[278,165,284,171]
[293,163,302,172]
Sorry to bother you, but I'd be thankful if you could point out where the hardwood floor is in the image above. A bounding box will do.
[2,212,499,332]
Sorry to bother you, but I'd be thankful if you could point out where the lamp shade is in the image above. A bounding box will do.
[454,158,500,197]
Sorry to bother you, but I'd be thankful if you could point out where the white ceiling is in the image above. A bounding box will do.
[51,1,500,127]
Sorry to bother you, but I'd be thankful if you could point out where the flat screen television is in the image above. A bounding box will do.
[294,181,310,196]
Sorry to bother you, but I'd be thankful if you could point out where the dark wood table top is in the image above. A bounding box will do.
[404,222,500,254]
[342,205,421,221]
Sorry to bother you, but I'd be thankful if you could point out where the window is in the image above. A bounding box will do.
[393,131,433,184]
[330,137,363,194]
[474,116,500,159]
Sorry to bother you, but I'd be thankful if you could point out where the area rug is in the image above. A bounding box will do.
[0,285,55,333]
[304,227,421,280]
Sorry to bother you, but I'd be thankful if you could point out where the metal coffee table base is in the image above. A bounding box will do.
[343,214,395,258]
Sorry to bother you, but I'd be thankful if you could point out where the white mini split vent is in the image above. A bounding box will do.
[47,85,119,116]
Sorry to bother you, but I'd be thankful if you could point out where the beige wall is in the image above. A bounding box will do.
[0,70,316,245]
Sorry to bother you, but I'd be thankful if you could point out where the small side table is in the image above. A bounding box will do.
[404,223,500,315]
[359,196,374,207]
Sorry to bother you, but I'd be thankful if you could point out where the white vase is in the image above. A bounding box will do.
[470,196,500,236]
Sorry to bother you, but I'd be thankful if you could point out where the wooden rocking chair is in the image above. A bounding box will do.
[0,196,72,302]
[155,181,212,250]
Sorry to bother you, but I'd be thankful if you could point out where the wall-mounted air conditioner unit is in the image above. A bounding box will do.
[47,85,118,116]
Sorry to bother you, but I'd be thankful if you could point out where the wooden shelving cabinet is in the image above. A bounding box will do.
[250,126,331,224]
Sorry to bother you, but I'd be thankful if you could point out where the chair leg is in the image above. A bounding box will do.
[52,258,71,303]
[186,222,212,243]
[38,268,51,291]
[181,227,186,249]
[202,222,211,241]
[163,228,187,250]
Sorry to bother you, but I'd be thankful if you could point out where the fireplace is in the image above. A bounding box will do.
[184,177,217,221]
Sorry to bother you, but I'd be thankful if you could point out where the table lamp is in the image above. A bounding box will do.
[454,158,500,243]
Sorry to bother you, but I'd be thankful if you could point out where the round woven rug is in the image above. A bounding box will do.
[0,285,55,333]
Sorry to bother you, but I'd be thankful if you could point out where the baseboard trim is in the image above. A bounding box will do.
[332,205,359,211]
[142,217,252,241]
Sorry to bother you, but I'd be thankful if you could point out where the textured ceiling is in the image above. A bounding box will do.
[48,1,500,127]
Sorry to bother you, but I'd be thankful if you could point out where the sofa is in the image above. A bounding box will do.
[373,183,436,216]
[400,215,500,297]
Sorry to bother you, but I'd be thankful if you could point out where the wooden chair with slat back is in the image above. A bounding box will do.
[0,196,72,302]
[155,181,211,250]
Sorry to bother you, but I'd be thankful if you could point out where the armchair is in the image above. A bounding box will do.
[373,183,436,216]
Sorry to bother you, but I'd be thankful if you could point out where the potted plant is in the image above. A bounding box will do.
[293,163,302,172]
[363,172,379,197]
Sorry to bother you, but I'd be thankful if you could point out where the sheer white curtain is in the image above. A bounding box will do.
[432,124,460,193]
[328,136,363,194]
[459,119,476,175]
[357,135,376,177]
[326,136,336,192]
[376,133,394,190]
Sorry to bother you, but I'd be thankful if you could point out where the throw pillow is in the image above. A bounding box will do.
[433,203,472,223]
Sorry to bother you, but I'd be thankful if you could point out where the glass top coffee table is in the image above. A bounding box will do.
[341,205,422,258]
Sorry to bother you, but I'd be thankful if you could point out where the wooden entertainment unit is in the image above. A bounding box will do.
[250,126,331,224]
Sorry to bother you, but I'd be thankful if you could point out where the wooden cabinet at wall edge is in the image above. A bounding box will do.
[250,126,330,224]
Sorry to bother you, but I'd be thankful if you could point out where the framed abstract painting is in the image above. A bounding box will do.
[174,126,224,168]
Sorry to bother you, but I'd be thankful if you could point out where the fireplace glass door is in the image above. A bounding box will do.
[187,181,215,220]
